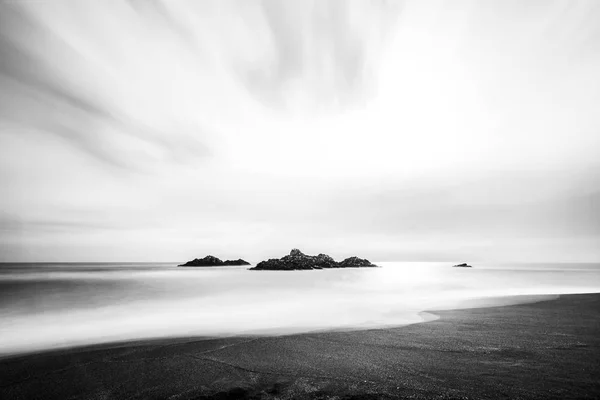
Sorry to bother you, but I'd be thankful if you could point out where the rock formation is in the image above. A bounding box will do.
[453,263,473,268]
[222,259,251,266]
[338,256,378,268]
[250,249,378,271]
[178,256,250,267]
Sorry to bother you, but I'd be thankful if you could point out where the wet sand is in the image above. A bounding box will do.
[1,293,599,399]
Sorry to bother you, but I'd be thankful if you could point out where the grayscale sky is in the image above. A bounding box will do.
[0,0,599,262]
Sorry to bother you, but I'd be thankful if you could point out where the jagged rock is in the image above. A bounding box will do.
[453,263,473,268]
[338,256,377,268]
[179,256,250,267]
[314,253,337,268]
[250,249,378,271]
[253,249,314,270]
[289,248,305,257]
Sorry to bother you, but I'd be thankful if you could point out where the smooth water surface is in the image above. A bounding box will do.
[1,262,599,355]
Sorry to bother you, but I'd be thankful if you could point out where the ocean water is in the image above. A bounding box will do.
[1,262,599,356]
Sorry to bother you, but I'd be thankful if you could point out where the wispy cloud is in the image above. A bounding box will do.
[0,0,599,262]
[0,2,211,169]
[237,0,401,111]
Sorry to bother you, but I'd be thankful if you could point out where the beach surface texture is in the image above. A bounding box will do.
[1,293,599,399]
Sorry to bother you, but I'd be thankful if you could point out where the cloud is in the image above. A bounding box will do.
[0,1,599,262]
[237,0,401,111]
[0,2,210,170]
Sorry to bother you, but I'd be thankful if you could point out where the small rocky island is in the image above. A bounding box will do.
[179,256,250,267]
[453,262,473,268]
[250,249,378,271]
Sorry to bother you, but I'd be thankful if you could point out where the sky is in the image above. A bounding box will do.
[0,0,599,263]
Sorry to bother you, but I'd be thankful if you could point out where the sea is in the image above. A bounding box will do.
[1,262,599,356]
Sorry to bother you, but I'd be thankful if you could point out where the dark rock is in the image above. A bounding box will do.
[253,258,294,271]
[179,256,250,267]
[179,255,223,267]
[339,256,378,268]
[223,259,251,266]
[314,253,337,268]
[289,248,305,257]
[250,249,378,271]
[453,263,473,268]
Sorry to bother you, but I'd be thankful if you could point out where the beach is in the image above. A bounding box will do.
[2,1,599,398]
[1,292,599,399]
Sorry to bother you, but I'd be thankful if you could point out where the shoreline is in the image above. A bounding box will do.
[0,293,566,360]
[2,292,599,399]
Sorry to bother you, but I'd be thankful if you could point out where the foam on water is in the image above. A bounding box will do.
[0,262,599,355]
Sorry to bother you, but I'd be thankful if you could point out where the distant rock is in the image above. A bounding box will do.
[289,248,304,257]
[178,256,250,267]
[314,253,337,269]
[250,249,378,271]
[223,259,251,266]
[339,256,377,268]
[453,263,473,268]
[179,255,223,267]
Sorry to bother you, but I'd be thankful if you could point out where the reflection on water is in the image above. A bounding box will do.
[0,262,599,355]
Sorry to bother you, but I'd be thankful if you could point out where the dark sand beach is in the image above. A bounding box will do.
[1,293,599,400]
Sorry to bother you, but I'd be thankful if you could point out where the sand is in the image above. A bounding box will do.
[1,293,599,399]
